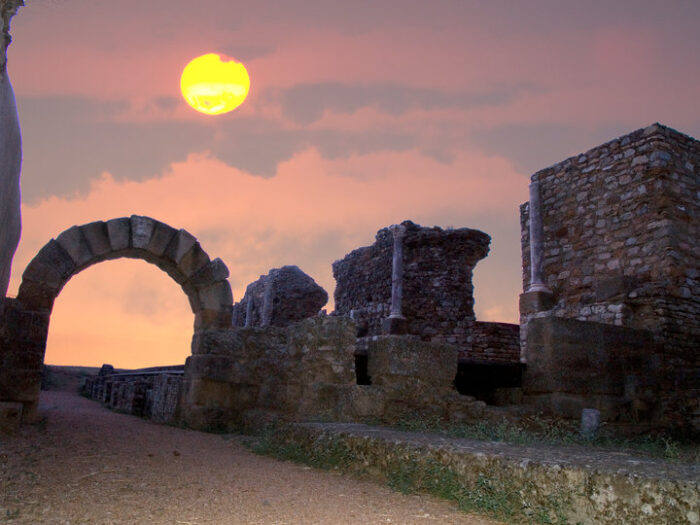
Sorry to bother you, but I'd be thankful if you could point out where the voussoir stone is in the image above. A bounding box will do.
[56,225,92,268]
[187,258,230,288]
[16,280,56,312]
[106,217,130,251]
[22,240,75,289]
[198,280,234,311]
[178,242,210,278]
[146,221,178,257]
[130,215,155,249]
[80,221,111,257]
[166,229,197,264]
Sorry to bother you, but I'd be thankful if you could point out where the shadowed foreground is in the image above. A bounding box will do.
[0,391,499,524]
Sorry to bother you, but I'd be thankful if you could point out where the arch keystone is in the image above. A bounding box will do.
[130,215,155,249]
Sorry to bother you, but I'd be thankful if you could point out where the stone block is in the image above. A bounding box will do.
[80,221,111,257]
[187,258,230,288]
[130,215,155,249]
[106,217,131,251]
[22,240,75,289]
[194,307,233,331]
[56,225,93,267]
[182,377,235,408]
[523,317,656,402]
[166,229,197,264]
[519,290,555,315]
[367,335,456,388]
[147,221,178,257]
[16,280,57,312]
[178,243,210,278]
[185,354,237,382]
[198,281,233,311]
[190,328,244,355]
[0,402,22,433]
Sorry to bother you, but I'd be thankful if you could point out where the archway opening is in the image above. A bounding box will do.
[44,258,193,369]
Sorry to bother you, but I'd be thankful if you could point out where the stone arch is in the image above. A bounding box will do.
[1,216,232,424]
[17,215,233,329]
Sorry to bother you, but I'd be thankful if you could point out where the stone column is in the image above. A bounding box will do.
[382,224,407,334]
[527,181,550,293]
[519,180,554,319]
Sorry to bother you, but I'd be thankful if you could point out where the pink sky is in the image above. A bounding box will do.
[6,1,700,368]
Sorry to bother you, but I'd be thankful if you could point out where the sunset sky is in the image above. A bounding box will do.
[6,1,700,368]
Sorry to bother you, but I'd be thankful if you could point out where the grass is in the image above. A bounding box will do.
[243,425,578,524]
[393,413,699,463]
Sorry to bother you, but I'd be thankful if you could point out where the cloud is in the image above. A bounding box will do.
[277,83,528,125]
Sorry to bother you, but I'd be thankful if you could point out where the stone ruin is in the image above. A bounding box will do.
[0,123,698,438]
[519,123,699,433]
[231,265,328,328]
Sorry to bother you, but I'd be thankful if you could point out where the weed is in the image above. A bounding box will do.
[4,508,20,520]
[392,414,698,463]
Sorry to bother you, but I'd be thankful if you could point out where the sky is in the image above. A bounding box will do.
[5,0,700,368]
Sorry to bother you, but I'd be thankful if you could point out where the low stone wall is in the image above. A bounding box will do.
[522,316,662,424]
[82,367,184,424]
[272,422,700,525]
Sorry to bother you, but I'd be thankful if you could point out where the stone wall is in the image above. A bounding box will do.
[520,123,699,433]
[82,366,184,424]
[231,265,328,328]
[470,322,520,363]
[522,317,662,423]
[333,220,492,358]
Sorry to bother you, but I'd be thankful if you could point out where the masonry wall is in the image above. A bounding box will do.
[333,221,493,358]
[520,123,699,432]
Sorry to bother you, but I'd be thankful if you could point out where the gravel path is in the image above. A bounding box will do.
[1,391,501,524]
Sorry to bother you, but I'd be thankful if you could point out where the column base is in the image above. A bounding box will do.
[519,290,555,315]
[382,315,407,335]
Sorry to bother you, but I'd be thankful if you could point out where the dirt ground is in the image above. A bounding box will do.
[0,391,502,524]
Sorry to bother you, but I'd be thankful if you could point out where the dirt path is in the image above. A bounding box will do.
[1,391,501,524]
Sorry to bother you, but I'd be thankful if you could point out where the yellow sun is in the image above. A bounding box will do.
[180,53,250,115]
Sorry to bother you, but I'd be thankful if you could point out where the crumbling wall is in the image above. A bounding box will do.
[520,123,699,433]
[333,221,492,358]
[231,265,328,328]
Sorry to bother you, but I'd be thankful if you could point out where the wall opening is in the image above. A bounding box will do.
[44,258,193,369]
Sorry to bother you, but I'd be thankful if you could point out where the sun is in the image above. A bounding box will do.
[180,53,250,115]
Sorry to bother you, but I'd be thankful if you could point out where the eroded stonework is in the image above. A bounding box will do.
[231,265,328,328]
